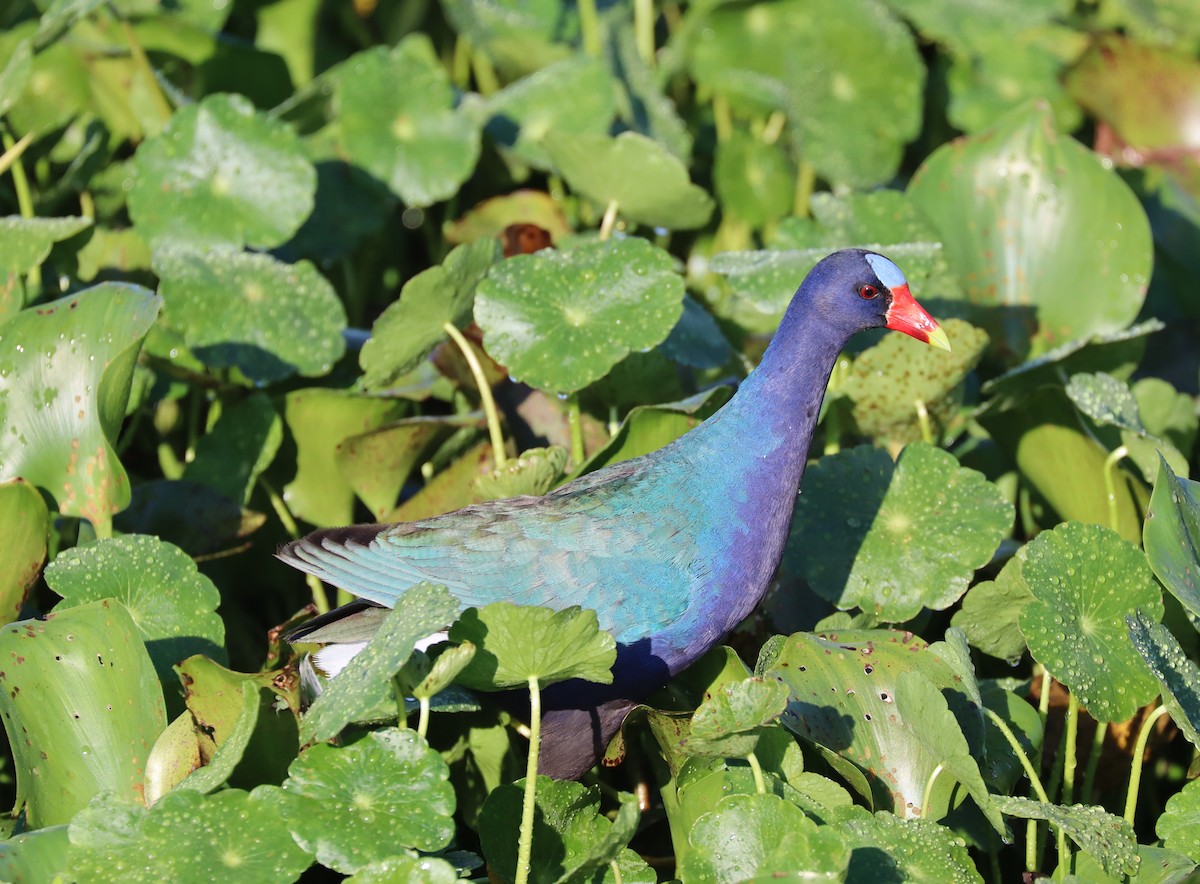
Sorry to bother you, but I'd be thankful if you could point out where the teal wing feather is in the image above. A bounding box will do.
[279,460,707,643]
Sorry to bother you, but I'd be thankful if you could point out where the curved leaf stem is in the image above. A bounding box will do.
[577,0,602,57]
[452,34,472,89]
[566,393,586,467]
[915,398,933,445]
[0,131,32,179]
[1124,704,1169,825]
[920,764,944,819]
[983,706,1055,874]
[712,93,732,143]
[1062,692,1080,805]
[599,199,620,241]
[634,0,655,65]
[609,859,624,884]
[417,695,431,740]
[259,477,330,614]
[1080,720,1107,805]
[516,676,543,884]
[746,752,766,795]
[443,322,506,469]
[470,48,500,96]
[794,159,815,218]
[2,127,39,292]
[1103,445,1129,533]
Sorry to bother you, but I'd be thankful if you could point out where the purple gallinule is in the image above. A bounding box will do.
[280,249,950,777]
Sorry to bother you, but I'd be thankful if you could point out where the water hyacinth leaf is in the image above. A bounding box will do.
[114,479,266,557]
[0,601,166,827]
[46,534,226,683]
[950,552,1033,663]
[478,780,651,884]
[282,388,409,528]
[0,477,48,624]
[300,583,460,743]
[660,295,734,370]
[843,318,988,445]
[182,393,282,505]
[834,806,983,883]
[0,826,71,882]
[908,102,1153,361]
[1018,521,1163,722]
[153,246,346,385]
[484,56,615,170]
[1157,778,1200,860]
[360,238,501,388]
[449,603,616,690]
[67,788,312,881]
[1134,378,1198,457]
[444,190,571,246]
[991,795,1138,879]
[336,417,469,519]
[474,238,685,393]
[542,130,713,229]
[473,445,567,501]
[0,215,92,275]
[128,93,315,250]
[0,283,160,531]
[680,793,852,882]
[1127,611,1200,750]
[345,853,459,884]
[143,711,202,805]
[768,630,981,817]
[256,730,454,874]
[713,130,795,229]
[1144,458,1200,621]
[787,443,1012,622]
[334,36,480,207]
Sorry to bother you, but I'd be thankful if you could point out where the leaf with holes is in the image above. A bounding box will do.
[787,443,1012,621]
[255,730,453,874]
[128,93,315,249]
[360,238,501,389]
[474,237,684,393]
[0,283,160,532]
[1018,521,1162,722]
[46,534,225,684]
[334,36,480,207]
[154,246,346,385]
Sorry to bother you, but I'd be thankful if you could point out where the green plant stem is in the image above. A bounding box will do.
[1080,720,1107,805]
[983,706,1054,874]
[1038,708,1068,870]
[598,199,620,240]
[260,477,330,614]
[1124,704,1169,825]
[1037,666,1052,723]
[566,393,586,467]
[1062,691,1079,806]
[761,111,786,146]
[577,0,602,57]
[3,127,40,293]
[118,18,172,125]
[712,93,732,142]
[746,752,766,795]
[794,159,815,218]
[609,859,623,884]
[470,48,500,96]
[516,676,543,884]
[914,398,933,445]
[921,764,943,819]
[634,0,655,65]
[452,34,472,89]
[443,322,506,469]
[1103,445,1129,533]
[392,678,409,728]
[417,696,431,740]
[0,131,32,179]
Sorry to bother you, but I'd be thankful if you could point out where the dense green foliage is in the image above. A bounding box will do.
[1,0,1199,880]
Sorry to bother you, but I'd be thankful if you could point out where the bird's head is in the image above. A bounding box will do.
[804,249,951,351]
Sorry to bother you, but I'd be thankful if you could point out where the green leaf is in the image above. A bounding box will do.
[0,283,160,532]
[143,711,201,805]
[835,806,984,883]
[991,794,1138,879]
[478,779,651,884]
[445,190,571,246]
[0,826,71,882]
[129,93,315,249]
[1158,778,1200,861]
[684,677,789,758]
[46,534,226,684]
[0,601,167,827]
[679,793,852,881]
[300,583,460,743]
[0,215,92,275]
[1126,611,1200,750]
[114,479,266,558]
[1144,457,1200,621]
[787,443,1012,621]
[407,642,477,701]
[844,319,989,445]
[474,238,684,393]
[686,0,924,187]
[360,238,501,388]
[950,552,1033,664]
[344,852,460,884]
[154,246,346,385]
[334,37,480,207]
[68,788,312,881]
[440,0,571,75]
[713,131,795,229]
[484,56,615,171]
[1134,378,1198,458]
[182,393,282,505]
[473,445,568,500]
[448,603,617,689]
[0,39,32,117]
[543,131,713,229]
[256,730,454,874]
[0,477,48,624]
[1018,522,1163,722]
[282,388,410,527]
[908,102,1153,361]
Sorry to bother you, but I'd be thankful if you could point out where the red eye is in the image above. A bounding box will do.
[858,284,879,299]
